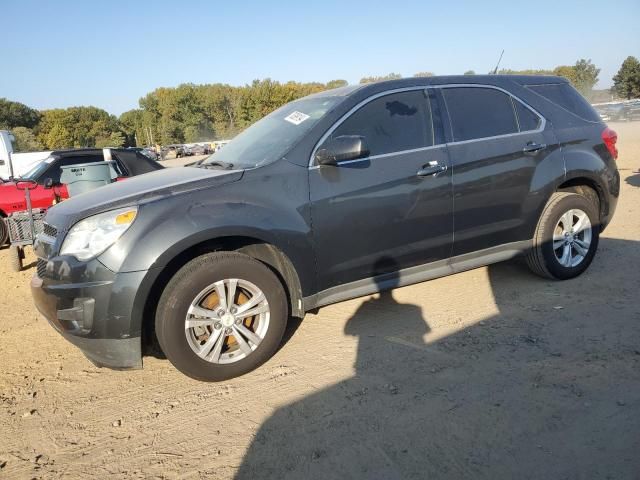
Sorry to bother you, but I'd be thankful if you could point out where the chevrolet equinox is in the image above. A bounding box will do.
[31,76,620,381]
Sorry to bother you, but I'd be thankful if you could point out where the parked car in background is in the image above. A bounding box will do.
[190,144,210,155]
[625,100,640,121]
[0,148,163,244]
[161,145,185,160]
[32,75,619,382]
[127,147,159,161]
[594,105,611,122]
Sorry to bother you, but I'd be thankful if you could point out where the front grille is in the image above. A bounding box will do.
[36,259,48,278]
[43,223,58,238]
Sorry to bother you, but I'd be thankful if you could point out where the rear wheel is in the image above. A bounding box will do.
[156,252,288,381]
[527,192,600,280]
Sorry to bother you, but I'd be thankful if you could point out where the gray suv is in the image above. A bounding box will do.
[31,75,620,381]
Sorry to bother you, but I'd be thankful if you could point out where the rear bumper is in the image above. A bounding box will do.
[31,267,146,369]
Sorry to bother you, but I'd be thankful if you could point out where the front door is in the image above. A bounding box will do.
[309,89,453,292]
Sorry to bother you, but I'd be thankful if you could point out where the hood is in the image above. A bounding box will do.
[45,167,243,228]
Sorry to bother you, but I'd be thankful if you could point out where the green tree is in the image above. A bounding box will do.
[45,124,73,149]
[325,79,348,89]
[464,70,476,75]
[554,59,599,96]
[37,107,123,148]
[612,56,640,100]
[95,131,125,148]
[413,71,434,77]
[119,109,147,146]
[0,98,40,129]
[359,73,402,84]
[11,126,43,152]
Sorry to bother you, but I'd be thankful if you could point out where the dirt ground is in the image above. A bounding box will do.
[1,123,639,479]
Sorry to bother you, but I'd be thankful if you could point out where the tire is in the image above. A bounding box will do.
[526,192,600,280]
[0,218,8,246]
[9,246,23,272]
[156,252,288,381]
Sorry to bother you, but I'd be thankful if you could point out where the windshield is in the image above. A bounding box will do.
[201,95,343,169]
[21,158,53,180]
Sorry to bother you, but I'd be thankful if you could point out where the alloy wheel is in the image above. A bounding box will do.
[184,278,270,364]
[552,208,592,268]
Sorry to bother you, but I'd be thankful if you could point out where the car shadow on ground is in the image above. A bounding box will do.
[625,172,640,187]
[235,238,640,479]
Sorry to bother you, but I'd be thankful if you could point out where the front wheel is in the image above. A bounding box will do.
[155,252,288,381]
[527,192,600,280]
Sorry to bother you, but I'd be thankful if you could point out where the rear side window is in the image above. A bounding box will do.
[443,87,519,142]
[328,90,433,157]
[527,83,601,122]
[513,100,541,131]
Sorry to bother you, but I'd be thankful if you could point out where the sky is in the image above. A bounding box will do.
[3,0,639,116]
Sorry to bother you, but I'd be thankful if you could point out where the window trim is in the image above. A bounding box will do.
[309,84,546,167]
[438,84,546,145]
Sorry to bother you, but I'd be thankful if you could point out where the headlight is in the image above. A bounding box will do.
[60,207,138,261]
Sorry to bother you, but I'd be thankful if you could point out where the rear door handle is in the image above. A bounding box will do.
[523,142,547,155]
[417,161,447,177]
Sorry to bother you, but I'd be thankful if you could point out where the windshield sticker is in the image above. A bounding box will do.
[284,111,310,125]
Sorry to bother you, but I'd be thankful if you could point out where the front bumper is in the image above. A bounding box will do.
[31,264,147,369]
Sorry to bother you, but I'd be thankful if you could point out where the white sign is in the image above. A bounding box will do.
[284,111,310,125]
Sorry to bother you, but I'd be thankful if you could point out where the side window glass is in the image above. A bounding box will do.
[443,87,519,142]
[513,100,541,131]
[328,90,433,157]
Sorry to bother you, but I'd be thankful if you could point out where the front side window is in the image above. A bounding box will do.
[326,90,433,157]
[443,87,519,142]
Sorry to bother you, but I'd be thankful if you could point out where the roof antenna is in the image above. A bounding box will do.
[491,49,505,75]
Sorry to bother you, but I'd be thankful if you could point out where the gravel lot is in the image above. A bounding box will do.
[1,123,639,479]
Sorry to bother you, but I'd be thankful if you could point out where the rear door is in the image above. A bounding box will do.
[439,86,556,256]
[309,88,453,291]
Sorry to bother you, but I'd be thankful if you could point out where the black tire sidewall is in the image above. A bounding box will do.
[156,253,287,382]
[0,219,8,246]
[540,194,600,280]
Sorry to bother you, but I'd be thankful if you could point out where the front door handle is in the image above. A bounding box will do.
[417,161,447,177]
[523,142,547,155]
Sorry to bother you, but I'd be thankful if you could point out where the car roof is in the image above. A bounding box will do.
[356,74,567,93]
[308,75,568,101]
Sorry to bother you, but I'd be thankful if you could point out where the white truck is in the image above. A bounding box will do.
[0,130,52,180]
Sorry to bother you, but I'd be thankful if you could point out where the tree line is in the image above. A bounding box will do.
[2,57,639,153]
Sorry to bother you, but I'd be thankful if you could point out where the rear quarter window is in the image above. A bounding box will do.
[527,83,601,123]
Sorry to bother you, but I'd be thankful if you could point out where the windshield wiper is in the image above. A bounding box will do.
[199,161,234,170]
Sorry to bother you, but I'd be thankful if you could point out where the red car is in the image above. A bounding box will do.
[0,148,163,243]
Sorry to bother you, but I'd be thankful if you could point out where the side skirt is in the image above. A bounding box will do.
[303,240,531,311]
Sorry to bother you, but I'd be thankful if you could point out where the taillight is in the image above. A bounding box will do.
[602,127,618,159]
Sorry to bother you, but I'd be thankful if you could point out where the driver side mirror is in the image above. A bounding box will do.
[315,135,369,166]
[43,178,54,189]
